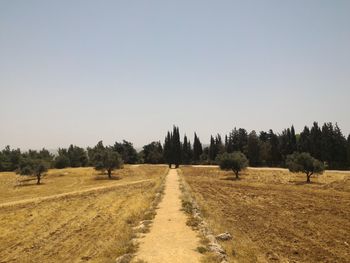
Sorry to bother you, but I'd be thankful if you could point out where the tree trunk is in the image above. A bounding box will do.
[168,163,172,168]
[37,174,41,185]
[175,164,179,168]
[108,169,112,179]
[234,170,239,179]
[306,172,312,183]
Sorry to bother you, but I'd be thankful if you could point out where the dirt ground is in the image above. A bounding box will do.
[0,165,168,263]
[133,169,202,263]
[180,167,350,263]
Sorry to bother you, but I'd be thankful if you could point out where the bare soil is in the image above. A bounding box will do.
[181,167,350,263]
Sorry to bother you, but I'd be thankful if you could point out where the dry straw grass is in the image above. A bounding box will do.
[0,165,168,263]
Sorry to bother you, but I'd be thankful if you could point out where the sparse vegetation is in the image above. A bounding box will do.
[180,166,350,263]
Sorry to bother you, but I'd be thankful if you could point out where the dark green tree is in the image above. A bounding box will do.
[193,133,203,163]
[247,131,260,166]
[162,126,183,167]
[209,134,224,162]
[290,125,297,153]
[208,135,216,161]
[142,141,163,164]
[17,156,49,185]
[298,126,312,153]
[173,126,182,167]
[286,152,324,183]
[182,135,192,164]
[0,146,22,171]
[310,122,323,160]
[67,145,88,167]
[217,152,249,179]
[92,146,123,179]
[163,131,173,168]
[268,129,281,166]
[87,141,105,165]
[279,127,296,160]
[113,140,138,164]
[54,154,70,169]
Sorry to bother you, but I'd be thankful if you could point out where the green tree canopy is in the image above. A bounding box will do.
[142,141,163,164]
[17,156,49,185]
[286,152,324,183]
[113,140,138,164]
[92,146,123,179]
[217,151,249,179]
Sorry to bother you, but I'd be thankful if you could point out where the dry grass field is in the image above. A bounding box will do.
[180,166,350,263]
[0,165,168,263]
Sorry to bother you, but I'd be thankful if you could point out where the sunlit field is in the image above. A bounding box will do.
[0,165,168,263]
[180,166,350,263]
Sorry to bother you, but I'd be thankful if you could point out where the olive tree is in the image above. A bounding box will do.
[286,152,324,183]
[217,151,249,179]
[92,147,123,179]
[17,157,48,185]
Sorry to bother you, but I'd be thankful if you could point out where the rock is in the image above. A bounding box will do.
[140,220,153,226]
[199,221,208,228]
[216,232,232,241]
[130,238,138,246]
[206,234,216,243]
[115,253,133,263]
[133,223,146,232]
[208,242,225,254]
[193,212,201,219]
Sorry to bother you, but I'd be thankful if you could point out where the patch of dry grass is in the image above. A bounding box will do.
[181,166,350,263]
[0,165,168,263]
[0,165,164,204]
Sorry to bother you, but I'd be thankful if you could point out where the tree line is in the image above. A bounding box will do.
[1,121,350,177]
[159,123,350,170]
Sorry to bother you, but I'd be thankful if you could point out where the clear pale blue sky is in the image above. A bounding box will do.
[1,0,349,150]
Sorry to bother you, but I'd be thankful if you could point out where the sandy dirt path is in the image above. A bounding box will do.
[133,169,201,263]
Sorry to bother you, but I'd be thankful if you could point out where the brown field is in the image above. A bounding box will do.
[180,167,350,263]
[0,165,168,263]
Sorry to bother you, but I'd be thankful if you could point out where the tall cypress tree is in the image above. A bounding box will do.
[163,131,173,167]
[331,123,347,169]
[173,126,181,167]
[182,135,193,164]
[247,131,260,166]
[290,125,297,152]
[310,122,323,160]
[268,129,281,166]
[237,128,248,154]
[193,133,203,163]
[208,135,216,161]
[298,126,311,153]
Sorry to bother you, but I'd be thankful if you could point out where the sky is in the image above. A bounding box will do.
[0,0,349,150]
